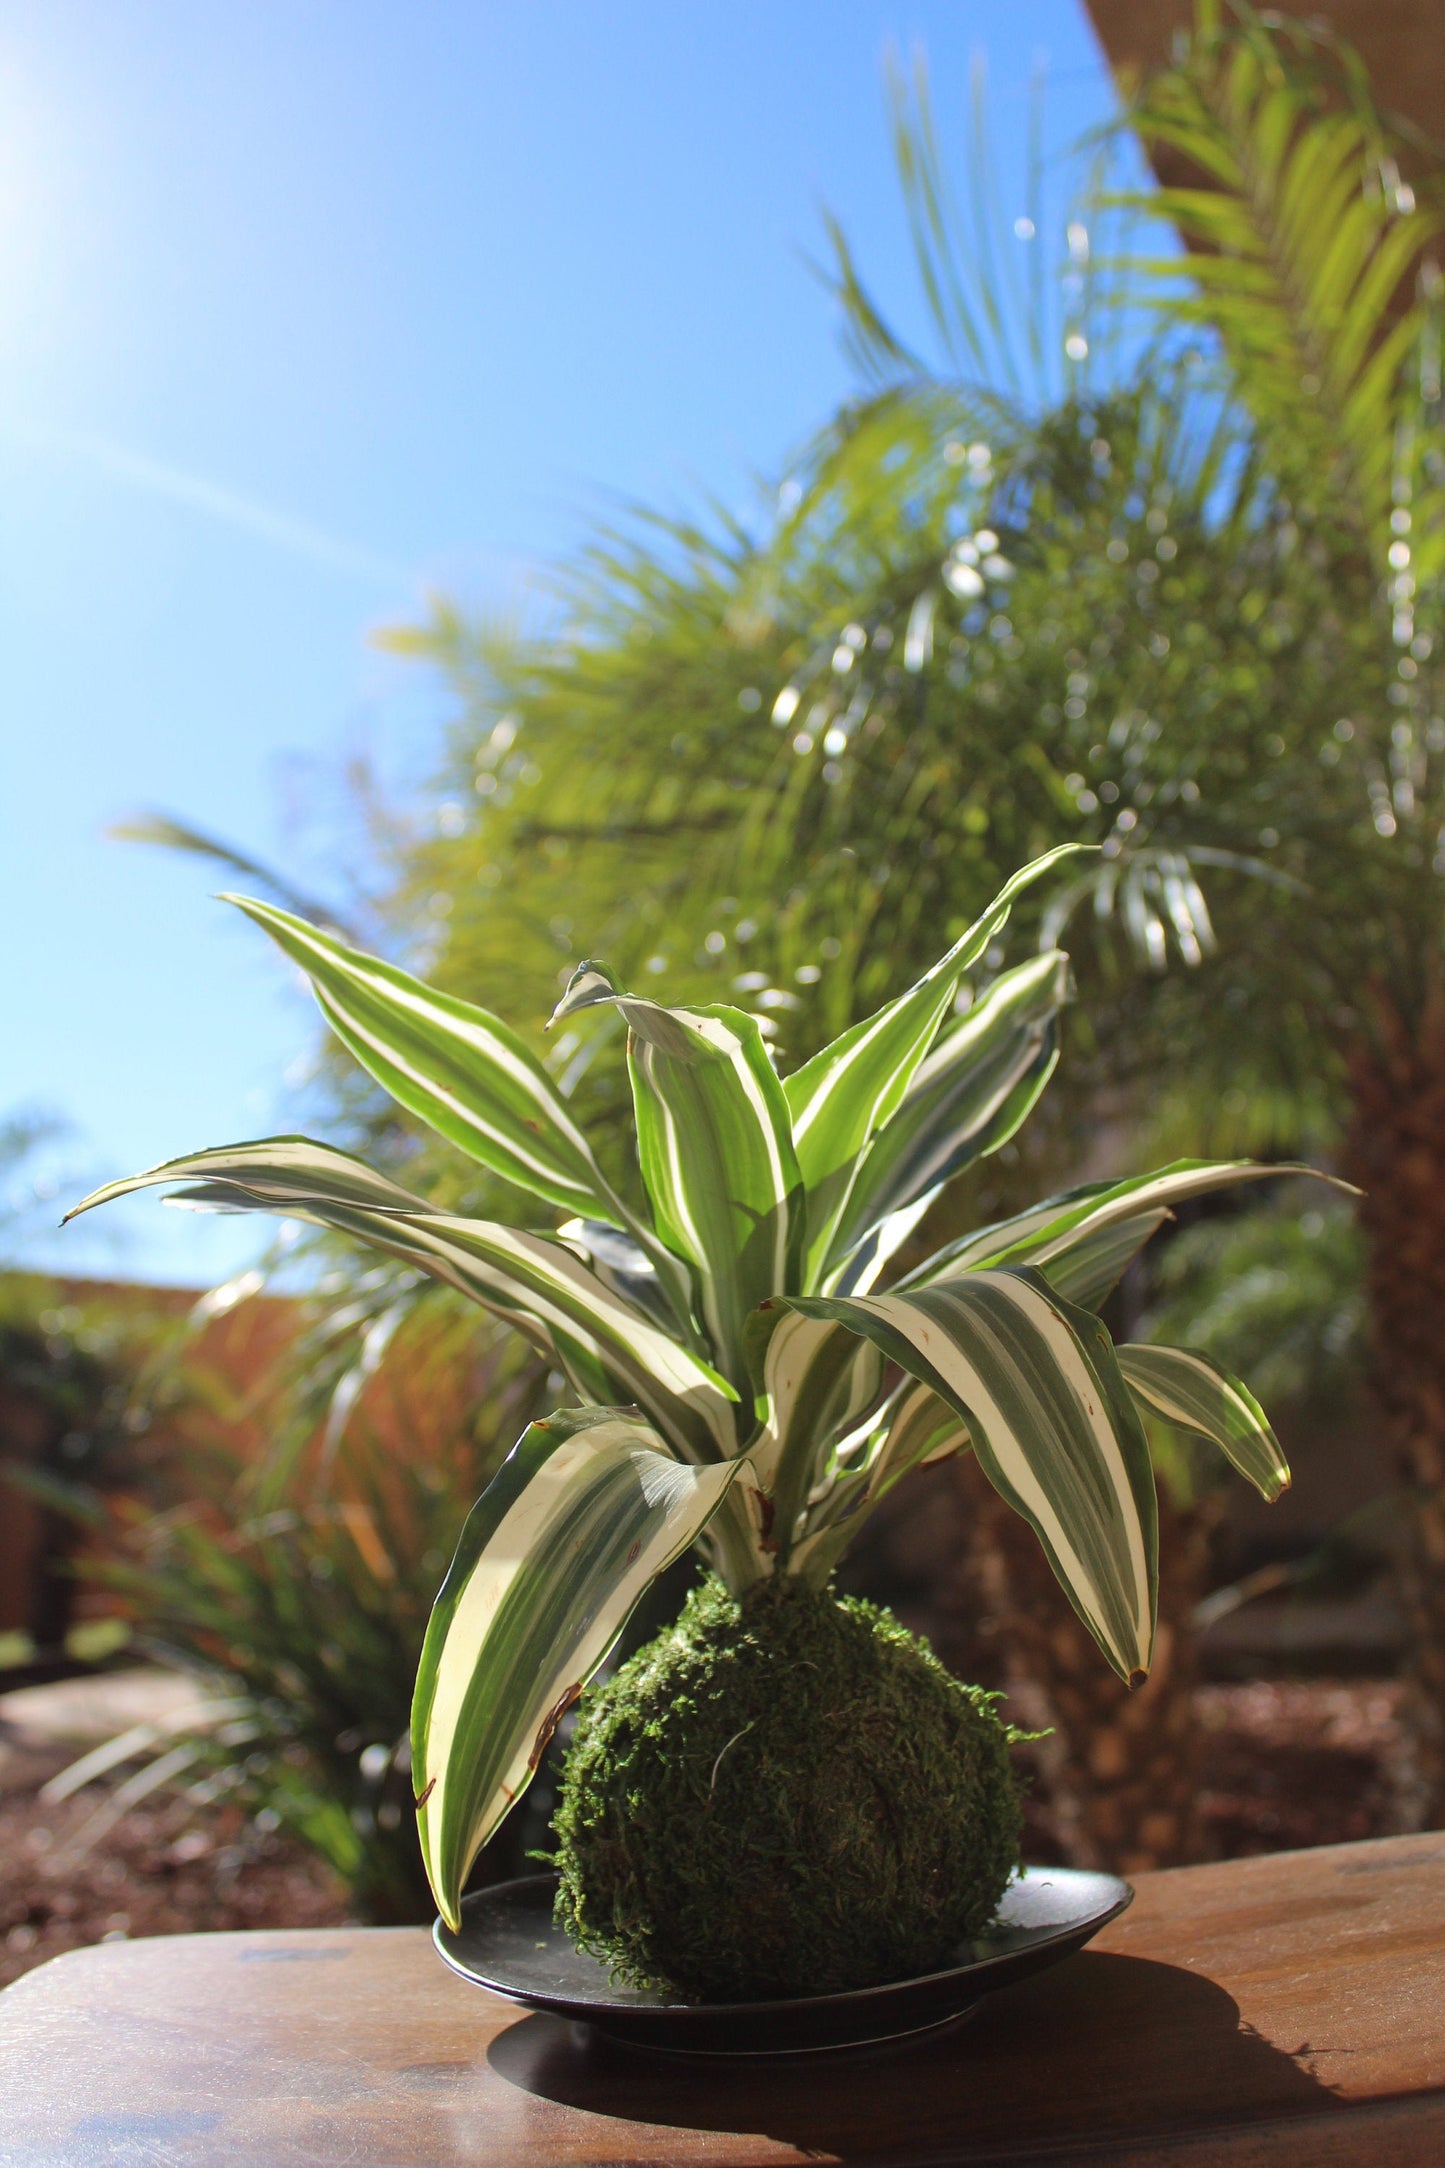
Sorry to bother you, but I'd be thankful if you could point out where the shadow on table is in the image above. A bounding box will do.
[488,1951,1338,2160]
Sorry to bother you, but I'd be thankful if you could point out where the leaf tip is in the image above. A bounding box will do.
[1127,1668,1148,1691]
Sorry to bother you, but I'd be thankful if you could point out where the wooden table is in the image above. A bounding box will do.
[2,1831,1445,2165]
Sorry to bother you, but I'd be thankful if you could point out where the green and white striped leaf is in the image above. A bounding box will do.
[906,1160,1346,1290]
[65,1134,433,1223]
[778,1267,1158,1680]
[824,950,1069,1284]
[552,964,804,1383]
[411,1407,743,1928]
[791,1381,970,1582]
[745,1305,885,1552]
[867,1380,970,1492]
[554,1218,677,1330]
[1038,1211,1171,1312]
[301,1207,739,1462]
[831,1188,945,1300]
[71,1144,738,1465]
[1118,1343,1290,1503]
[224,895,637,1231]
[814,1380,968,1528]
[784,846,1086,1284]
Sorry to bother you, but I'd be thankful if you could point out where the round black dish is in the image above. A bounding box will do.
[433,1867,1132,2056]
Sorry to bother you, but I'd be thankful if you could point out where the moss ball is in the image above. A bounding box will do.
[550,1575,1022,2002]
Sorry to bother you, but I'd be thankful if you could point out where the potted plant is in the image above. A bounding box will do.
[70,845,1321,2002]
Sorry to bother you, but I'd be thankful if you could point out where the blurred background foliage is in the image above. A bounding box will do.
[1143,1193,1366,1421]
[16,1,1445,1907]
[83,1292,552,1923]
[1,1111,176,1666]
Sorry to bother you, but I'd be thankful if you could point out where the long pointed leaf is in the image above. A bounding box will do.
[907,1160,1349,1288]
[65,1135,433,1218]
[1039,1211,1171,1312]
[224,895,636,1230]
[831,1185,945,1299]
[1118,1342,1289,1502]
[412,1407,742,1928]
[552,966,804,1383]
[790,1381,970,1583]
[784,846,1086,1283]
[746,1306,884,1553]
[304,1205,740,1462]
[554,1218,677,1330]
[70,1143,738,1463]
[825,949,1069,1280]
[778,1267,1158,1680]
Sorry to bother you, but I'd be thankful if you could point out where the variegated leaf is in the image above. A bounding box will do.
[554,1218,677,1330]
[831,1187,945,1299]
[824,950,1069,1283]
[790,1381,970,1582]
[223,896,636,1230]
[778,1267,1158,1680]
[1118,1342,1290,1502]
[70,1145,738,1464]
[412,1407,743,1928]
[868,1380,970,1490]
[552,965,803,1384]
[1038,1210,1171,1311]
[783,845,1086,1284]
[906,1160,1348,1290]
[64,1135,432,1222]
[745,1305,885,1556]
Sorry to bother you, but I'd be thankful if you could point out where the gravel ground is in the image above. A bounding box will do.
[0,1783,350,1991]
[1196,1678,1410,1855]
[0,1676,1417,1993]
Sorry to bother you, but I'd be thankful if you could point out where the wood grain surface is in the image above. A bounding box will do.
[2,1831,1444,2164]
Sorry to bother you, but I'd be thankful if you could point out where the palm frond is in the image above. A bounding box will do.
[1101,1,1444,568]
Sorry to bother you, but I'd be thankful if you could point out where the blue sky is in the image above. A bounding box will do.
[0,0,1122,1283]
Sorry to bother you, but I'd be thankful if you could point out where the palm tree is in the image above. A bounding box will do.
[1052,5,1445,1822]
[738,6,1445,1820]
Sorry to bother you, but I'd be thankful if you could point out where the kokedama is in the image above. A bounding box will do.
[70,845,1325,1998]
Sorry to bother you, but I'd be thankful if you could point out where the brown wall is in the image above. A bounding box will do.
[0,1277,300,1643]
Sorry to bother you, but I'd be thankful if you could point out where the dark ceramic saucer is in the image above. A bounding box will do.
[434,1867,1132,2057]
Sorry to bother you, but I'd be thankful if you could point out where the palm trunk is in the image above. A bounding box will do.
[1346,984,1445,1829]
[30,1503,77,1653]
[941,1459,1216,1872]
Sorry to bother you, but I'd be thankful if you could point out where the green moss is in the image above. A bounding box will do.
[550,1575,1023,2001]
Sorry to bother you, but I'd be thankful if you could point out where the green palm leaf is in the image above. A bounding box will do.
[1105,7,1444,561]
[412,1406,744,1928]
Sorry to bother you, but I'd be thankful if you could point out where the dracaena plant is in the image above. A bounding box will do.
[69,844,1315,1929]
